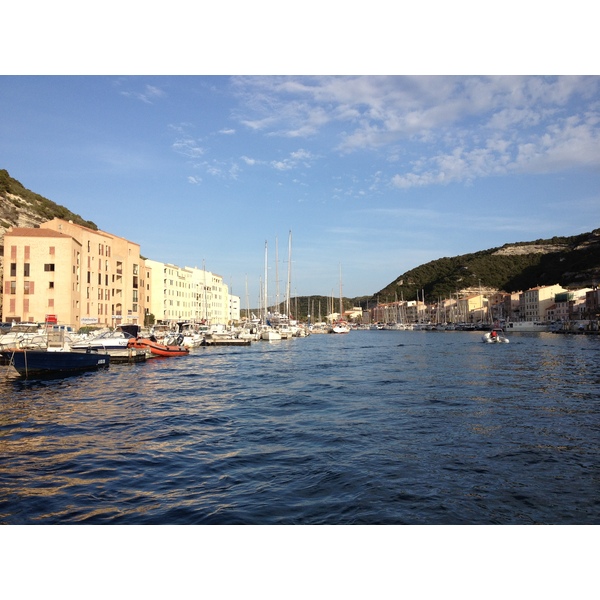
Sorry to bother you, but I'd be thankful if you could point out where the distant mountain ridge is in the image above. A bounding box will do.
[371,229,600,304]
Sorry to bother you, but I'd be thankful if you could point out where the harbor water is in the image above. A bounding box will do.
[1,330,599,524]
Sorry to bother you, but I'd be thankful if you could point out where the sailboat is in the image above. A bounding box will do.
[260,240,282,341]
[331,264,350,334]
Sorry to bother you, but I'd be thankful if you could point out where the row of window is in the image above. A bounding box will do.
[10,263,55,276]
[4,281,37,294]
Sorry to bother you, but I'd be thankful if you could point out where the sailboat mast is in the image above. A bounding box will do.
[275,236,280,313]
[264,240,268,319]
[286,230,292,318]
[339,264,343,320]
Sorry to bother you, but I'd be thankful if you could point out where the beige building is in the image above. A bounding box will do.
[3,227,81,325]
[2,218,145,327]
[519,284,566,322]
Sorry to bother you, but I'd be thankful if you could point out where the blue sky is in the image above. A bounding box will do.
[2,75,599,305]
[2,6,599,307]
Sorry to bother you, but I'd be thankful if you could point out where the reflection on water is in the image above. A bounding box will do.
[1,331,599,524]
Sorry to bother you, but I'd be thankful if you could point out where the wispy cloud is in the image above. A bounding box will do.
[270,148,315,171]
[231,76,600,189]
[120,84,166,104]
[172,138,205,158]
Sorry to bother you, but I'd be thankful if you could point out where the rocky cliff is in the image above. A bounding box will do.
[0,169,97,317]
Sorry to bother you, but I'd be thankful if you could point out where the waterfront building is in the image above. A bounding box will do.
[549,288,594,323]
[228,294,241,324]
[457,293,488,323]
[519,284,567,322]
[145,259,237,326]
[584,288,600,320]
[2,219,145,327]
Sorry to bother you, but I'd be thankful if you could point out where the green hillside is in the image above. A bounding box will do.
[371,231,600,304]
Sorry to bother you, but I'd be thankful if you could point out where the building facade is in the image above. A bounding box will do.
[519,284,566,322]
[3,227,81,324]
[2,219,145,327]
[145,259,237,326]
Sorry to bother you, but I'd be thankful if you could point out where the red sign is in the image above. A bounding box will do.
[45,314,58,324]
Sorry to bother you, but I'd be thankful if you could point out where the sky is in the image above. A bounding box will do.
[2,8,600,312]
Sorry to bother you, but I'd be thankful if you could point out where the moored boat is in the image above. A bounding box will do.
[128,336,189,357]
[1,348,110,377]
[505,321,550,333]
[331,321,351,334]
[70,329,135,352]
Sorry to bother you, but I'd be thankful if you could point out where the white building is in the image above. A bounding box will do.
[144,259,236,326]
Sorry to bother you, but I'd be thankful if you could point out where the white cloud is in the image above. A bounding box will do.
[232,75,600,188]
[121,84,165,104]
[172,138,204,158]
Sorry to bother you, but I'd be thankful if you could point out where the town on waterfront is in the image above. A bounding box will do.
[1,217,600,356]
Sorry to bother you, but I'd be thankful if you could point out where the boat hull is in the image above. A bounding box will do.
[128,338,189,357]
[2,349,110,377]
[482,332,509,343]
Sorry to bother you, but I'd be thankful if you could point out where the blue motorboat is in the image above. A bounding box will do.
[1,348,110,377]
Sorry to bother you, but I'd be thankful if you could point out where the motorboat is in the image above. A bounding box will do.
[331,321,351,334]
[0,323,44,349]
[1,347,110,377]
[70,329,135,352]
[128,334,189,357]
[482,329,509,343]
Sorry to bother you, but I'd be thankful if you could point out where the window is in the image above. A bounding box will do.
[24,263,30,277]
[24,281,34,295]
[49,246,55,255]
[49,282,55,289]
[87,272,91,284]
[24,246,30,260]
[10,263,16,277]
[44,264,55,272]
[98,273,102,285]
[10,245,16,259]
[10,281,16,295]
